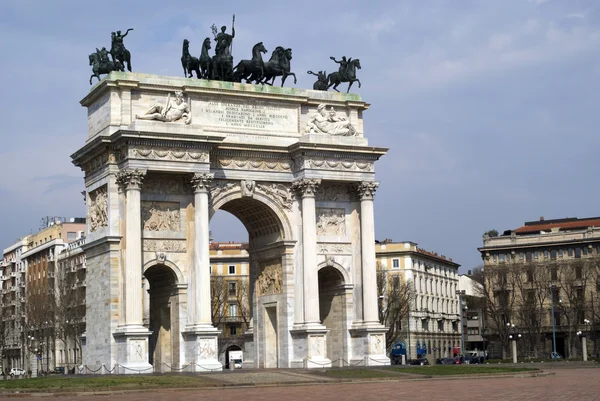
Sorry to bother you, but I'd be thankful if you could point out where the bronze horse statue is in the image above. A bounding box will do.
[327,58,361,93]
[233,42,268,83]
[199,37,212,79]
[89,52,122,85]
[181,39,201,78]
[260,47,297,87]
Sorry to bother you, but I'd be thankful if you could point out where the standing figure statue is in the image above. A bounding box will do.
[307,70,328,91]
[327,56,362,93]
[211,15,235,81]
[110,28,133,72]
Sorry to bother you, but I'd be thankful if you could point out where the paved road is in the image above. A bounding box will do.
[3,368,600,401]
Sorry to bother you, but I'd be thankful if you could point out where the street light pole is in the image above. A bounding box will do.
[550,285,557,359]
[456,290,466,362]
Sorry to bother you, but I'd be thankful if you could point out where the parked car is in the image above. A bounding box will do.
[408,358,430,366]
[436,357,456,365]
[550,352,563,360]
[9,368,25,377]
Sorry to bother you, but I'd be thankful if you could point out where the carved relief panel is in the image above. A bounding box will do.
[256,259,283,296]
[141,201,181,231]
[316,208,346,236]
[88,185,108,232]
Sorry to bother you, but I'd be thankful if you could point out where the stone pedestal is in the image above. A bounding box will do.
[114,331,153,374]
[349,326,390,366]
[183,329,222,372]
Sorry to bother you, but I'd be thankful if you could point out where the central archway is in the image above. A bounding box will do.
[209,185,294,368]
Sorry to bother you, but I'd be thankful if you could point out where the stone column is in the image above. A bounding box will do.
[114,169,152,374]
[293,178,321,326]
[183,173,221,372]
[116,169,147,329]
[189,173,214,329]
[582,336,588,362]
[357,181,380,325]
[511,340,518,364]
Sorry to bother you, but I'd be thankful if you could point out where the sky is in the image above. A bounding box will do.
[1,0,600,271]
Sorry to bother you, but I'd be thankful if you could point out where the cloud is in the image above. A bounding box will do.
[529,0,551,5]
[364,16,396,40]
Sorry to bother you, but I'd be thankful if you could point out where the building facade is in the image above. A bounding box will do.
[375,240,462,360]
[0,237,29,372]
[478,216,600,359]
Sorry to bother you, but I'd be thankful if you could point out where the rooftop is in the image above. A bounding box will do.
[505,216,600,236]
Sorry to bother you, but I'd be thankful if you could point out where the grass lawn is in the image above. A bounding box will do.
[391,366,537,376]
[0,375,219,391]
[312,368,400,379]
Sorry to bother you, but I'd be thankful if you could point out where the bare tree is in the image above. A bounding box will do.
[211,276,228,328]
[476,262,516,359]
[376,262,413,349]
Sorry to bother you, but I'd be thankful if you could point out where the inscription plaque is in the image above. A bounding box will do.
[197,99,299,133]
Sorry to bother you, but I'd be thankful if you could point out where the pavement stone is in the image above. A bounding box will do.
[1,367,599,400]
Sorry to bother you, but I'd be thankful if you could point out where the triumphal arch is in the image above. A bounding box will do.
[72,72,389,372]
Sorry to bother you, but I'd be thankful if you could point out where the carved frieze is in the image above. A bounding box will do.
[129,146,209,163]
[316,208,346,236]
[141,201,181,231]
[143,175,189,195]
[316,184,352,202]
[369,334,385,355]
[293,156,373,172]
[255,182,294,211]
[142,239,187,252]
[88,185,108,232]
[317,243,352,255]
[197,338,217,360]
[212,156,292,172]
[256,259,283,296]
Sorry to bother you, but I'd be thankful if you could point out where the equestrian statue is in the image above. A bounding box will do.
[259,47,297,86]
[328,56,361,93]
[89,49,123,85]
[110,28,133,72]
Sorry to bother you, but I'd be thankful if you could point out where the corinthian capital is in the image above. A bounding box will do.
[356,181,379,200]
[190,173,214,193]
[292,178,321,198]
[115,169,147,191]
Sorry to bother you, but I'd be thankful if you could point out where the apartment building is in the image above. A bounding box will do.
[376,240,462,360]
[478,216,600,359]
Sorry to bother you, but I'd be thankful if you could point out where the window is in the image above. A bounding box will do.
[551,267,558,281]
[527,268,534,283]
[550,250,557,260]
[437,320,444,332]
[558,249,563,258]
[526,252,532,262]
[228,304,238,317]
[421,319,429,331]
[534,251,539,259]
[575,265,582,279]
[392,259,399,268]
[228,265,235,275]
[228,282,237,296]
[392,276,400,290]
[452,321,458,332]
[526,290,535,305]
[575,248,582,259]
[230,325,237,336]
[568,248,573,257]
[468,327,480,335]
[583,247,588,256]
[576,288,584,302]
[498,254,505,262]
[543,250,549,259]
[519,252,524,261]
[67,232,77,240]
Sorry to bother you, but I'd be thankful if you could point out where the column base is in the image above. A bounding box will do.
[183,327,223,372]
[113,329,153,374]
[242,328,256,369]
[349,325,390,366]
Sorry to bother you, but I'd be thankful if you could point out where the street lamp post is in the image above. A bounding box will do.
[507,323,521,363]
[456,290,466,362]
[577,318,592,362]
[550,285,561,359]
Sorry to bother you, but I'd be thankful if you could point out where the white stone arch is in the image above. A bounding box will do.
[317,260,351,285]
[210,185,293,241]
[142,259,186,285]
